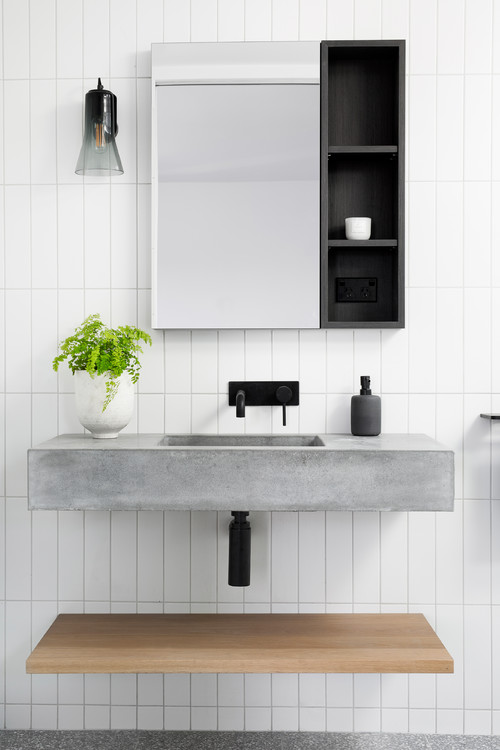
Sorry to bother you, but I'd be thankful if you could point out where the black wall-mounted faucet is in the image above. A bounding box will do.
[229,381,299,427]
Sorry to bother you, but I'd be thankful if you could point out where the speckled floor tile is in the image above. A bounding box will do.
[0,732,498,750]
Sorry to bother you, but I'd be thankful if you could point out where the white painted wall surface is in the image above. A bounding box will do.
[0,0,499,736]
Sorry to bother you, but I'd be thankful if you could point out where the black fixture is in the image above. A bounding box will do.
[228,511,251,587]
[229,381,299,427]
[75,78,123,176]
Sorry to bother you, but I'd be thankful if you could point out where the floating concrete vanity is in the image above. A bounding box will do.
[28,433,454,512]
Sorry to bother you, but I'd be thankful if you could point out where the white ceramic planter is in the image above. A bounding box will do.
[74,371,134,439]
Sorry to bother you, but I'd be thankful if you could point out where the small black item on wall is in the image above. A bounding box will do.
[75,78,124,176]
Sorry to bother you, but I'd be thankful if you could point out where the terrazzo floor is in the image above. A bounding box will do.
[0,733,499,750]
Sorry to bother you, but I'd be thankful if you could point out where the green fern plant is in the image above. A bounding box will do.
[53,314,152,411]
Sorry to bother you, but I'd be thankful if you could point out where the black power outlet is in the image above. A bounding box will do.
[336,277,377,303]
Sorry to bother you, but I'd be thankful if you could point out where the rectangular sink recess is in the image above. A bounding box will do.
[27,433,454,512]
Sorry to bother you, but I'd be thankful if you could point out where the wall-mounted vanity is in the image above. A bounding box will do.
[152,40,405,330]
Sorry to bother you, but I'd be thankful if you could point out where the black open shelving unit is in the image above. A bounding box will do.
[320,40,405,328]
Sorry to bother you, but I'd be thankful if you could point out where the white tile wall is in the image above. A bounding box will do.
[0,0,497,735]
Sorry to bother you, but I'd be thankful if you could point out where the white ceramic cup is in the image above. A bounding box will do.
[345,217,371,240]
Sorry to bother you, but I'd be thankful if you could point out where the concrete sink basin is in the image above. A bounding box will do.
[27,433,454,512]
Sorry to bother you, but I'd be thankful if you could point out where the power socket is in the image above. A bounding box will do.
[336,277,377,303]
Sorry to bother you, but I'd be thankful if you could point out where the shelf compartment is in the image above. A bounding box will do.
[327,153,398,240]
[26,613,453,675]
[326,245,399,324]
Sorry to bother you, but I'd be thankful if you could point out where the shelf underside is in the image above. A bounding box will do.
[26,614,453,675]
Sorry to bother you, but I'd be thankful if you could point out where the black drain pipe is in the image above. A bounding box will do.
[228,511,251,587]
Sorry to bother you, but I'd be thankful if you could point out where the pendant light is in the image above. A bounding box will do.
[75,78,124,176]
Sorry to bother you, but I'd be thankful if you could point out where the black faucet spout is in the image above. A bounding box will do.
[236,389,245,418]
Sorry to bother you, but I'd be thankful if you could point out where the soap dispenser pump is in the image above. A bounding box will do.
[351,376,381,436]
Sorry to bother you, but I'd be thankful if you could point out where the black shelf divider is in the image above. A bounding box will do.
[328,145,398,154]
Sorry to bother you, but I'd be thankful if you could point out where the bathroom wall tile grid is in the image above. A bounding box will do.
[1,0,500,736]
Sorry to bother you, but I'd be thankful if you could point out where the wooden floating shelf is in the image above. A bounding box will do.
[26,613,453,675]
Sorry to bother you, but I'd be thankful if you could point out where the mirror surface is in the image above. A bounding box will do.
[153,65,320,329]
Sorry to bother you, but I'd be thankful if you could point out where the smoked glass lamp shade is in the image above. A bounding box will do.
[75,78,124,176]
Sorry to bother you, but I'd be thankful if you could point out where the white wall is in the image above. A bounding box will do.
[0,0,499,735]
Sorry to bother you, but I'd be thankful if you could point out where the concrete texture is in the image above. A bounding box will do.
[0,733,497,750]
[27,433,454,512]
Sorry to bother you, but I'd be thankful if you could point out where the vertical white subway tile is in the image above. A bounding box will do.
[299,0,326,40]
[271,511,298,604]
[138,290,164,392]
[327,707,353,731]
[138,394,164,432]
[298,512,325,604]
[353,330,381,394]
[409,182,436,287]
[57,291,85,394]
[410,0,437,73]
[137,79,151,185]
[5,706,31,729]
[353,0,381,39]
[409,288,436,394]
[493,183,500,286]
[110,77,137,183]
[437,0,465,73]
[273,330,299,380]
[436,605,464,709]
[5,395,31,497]
[218,330,244,393]
[138,184,151,287]
[409,394,436,437]
[31,81,57,185]
[354,709,380,732]
[84,289,110,322]
[326,511,352,603]
[164,511,190,601]
[381,394,409,433]
[493,77,500,180]
[436,499,463,605]
[84,184,111,289]
[409,76,437,181]
[273,0,299,40]
[436,289,463,393]
[409,673,436,709]
[164,0,190,41]
[6,498,31,600]
[85,511,111,601]
[192,331,218,393]
[381,0,409,39]
[32,290,58,393]
[354,673,381,707]
[326,393,350,433]
[31,186,57,288]
[464,604,491,709]
[3,0,29,78]
[83,0,110,79]
[465,0,493,73]
[218,0,244,41]
[57,79,84,186]
[380,329,408,395]
[245,330,272,380]
[5,602,31,704]
[327,330,354,393]
[464,499,491,604]
[111,511,137,601]
[137,0,163,76]
[5,187,30,288]
[464,76,492,181]
[464,395,491,499]
[32,602,58,703]
[409,513,436,604]
[380,513,407,604]
[165,394,191,433]
[32,510,57,600]
[437,395,463,498]
[138,511,164,601]
[353,512,379,604]
[58,185,84,287]
[191,0,217,41]
[30,0,56,78]
[299,330,326,393]
[32,393,58,447]
[382,674,408,708]
[464,182,491,288]
[436,182,463,287]
[111,288,136,327]
[165,331,191,393]
[437,77,464,181]
[245,0,272,40]
[110,0,136,78]
[111,184,137,288]
[138,673,163,705]
[59,512,84,600]
[493,503,500,601]
[381,708,408,733]
[57,0,83,77]
[191,511,217,602]
[6,290,31,393]
[493,606,500,707]
[464,288,491,393]
[326,0,354,39]
[245,511,271,605]
[298,394,327,433]
[191,394,218,433]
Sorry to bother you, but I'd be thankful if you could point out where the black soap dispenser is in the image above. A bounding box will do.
[351,376,381,436]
